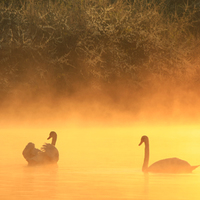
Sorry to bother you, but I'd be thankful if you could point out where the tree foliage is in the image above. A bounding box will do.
[0,0,200,100]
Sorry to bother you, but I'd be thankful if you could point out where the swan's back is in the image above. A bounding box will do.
[148,157,197,173]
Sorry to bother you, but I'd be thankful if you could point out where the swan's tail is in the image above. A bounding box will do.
[22,142,42,165]
[191,165,199,172]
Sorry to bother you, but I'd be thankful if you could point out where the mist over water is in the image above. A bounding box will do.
[2,78,200,127]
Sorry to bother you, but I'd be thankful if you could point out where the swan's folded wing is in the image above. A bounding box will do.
[41,143,59,162]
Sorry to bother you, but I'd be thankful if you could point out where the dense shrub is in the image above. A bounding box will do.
[0,0,200,100]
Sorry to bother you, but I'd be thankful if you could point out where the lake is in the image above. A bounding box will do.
[1,125,200,200]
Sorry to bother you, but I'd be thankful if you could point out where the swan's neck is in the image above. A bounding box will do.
[142,140,149,172]
[52,135,57,146]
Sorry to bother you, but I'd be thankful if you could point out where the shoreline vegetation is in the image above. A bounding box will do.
[0,0,200,121]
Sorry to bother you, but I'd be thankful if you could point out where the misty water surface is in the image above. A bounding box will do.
[1,125,200,200]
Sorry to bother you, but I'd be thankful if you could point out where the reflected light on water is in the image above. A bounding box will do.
[0,125,200,200]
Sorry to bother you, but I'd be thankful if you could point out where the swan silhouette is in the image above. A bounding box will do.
[22,131,59,165]
[139,135,199,173]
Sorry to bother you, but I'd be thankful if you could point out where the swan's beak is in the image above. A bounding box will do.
[47,135,52,140]
[139,140,143,146]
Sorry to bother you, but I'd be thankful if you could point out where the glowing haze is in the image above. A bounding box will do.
[1,76,200,127]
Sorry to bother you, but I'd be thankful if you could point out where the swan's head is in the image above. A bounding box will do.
[47,131,57,146]
[139,135,149,146]
[47,131,57,140]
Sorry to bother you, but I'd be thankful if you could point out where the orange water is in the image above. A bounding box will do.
[1,125,200,200]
